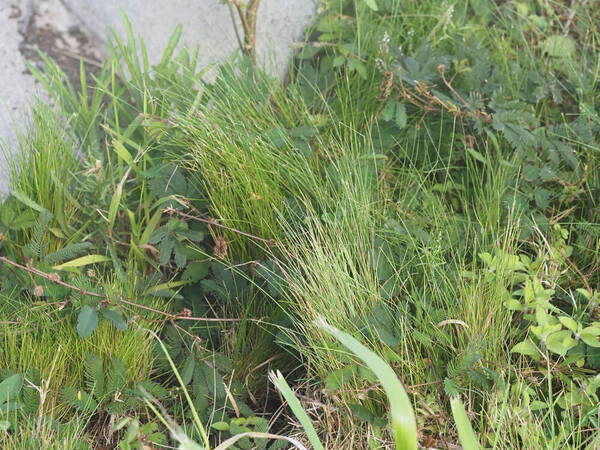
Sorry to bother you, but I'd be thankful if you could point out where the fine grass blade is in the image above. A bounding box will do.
[450,396,482,450]
[316,318,418,450]
[107,168,131,235]
[143,328,211,449]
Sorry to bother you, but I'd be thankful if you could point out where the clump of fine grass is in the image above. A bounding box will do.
[175,2,594,445]
[0,414,92,450]
[0,294,156,420]
[176,44,521,448]
[9,103,81,239]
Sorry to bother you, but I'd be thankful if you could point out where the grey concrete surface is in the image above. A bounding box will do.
[62,0,317,78]
[0,0,100,196]
[0,0,35,195]
[0,0,317,196]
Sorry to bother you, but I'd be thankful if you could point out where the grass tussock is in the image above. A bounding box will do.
[1,0,599,449]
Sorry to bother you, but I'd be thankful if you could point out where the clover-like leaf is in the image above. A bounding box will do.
[212,421,230,431]
[101,309,128,331]
[77,306,99,338]
[0,374,24,405]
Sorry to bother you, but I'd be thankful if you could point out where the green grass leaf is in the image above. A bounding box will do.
[270,370,324,450]
[450,396,481,450]
[53,254,111,270]
[10,189,49,214]
[112,140,138,170]
[316,318,418,450]
[108,168,131,233]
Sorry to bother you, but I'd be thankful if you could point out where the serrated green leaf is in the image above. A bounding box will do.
[111,417,132,433]
[534,188,551,209]
[174,240,187,269]
[10,210,37,230]
[182,261,210,283]
[505,299,523,311]
[325,365,357,390]
[159,238,175,265]
[333,55,346,67]
[148,225,169,244]
[62,387,98,413]
[349,403,377,423]
[576,288,591,299]
[358,365,378,384]
[147,164,189,198]
[298,45,320,60]
[347,58,367,79]
[530,400,549,411]
[380,100,396,121]
[0,203,15,226]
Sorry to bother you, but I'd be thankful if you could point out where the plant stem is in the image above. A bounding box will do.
[0,255,241,322]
